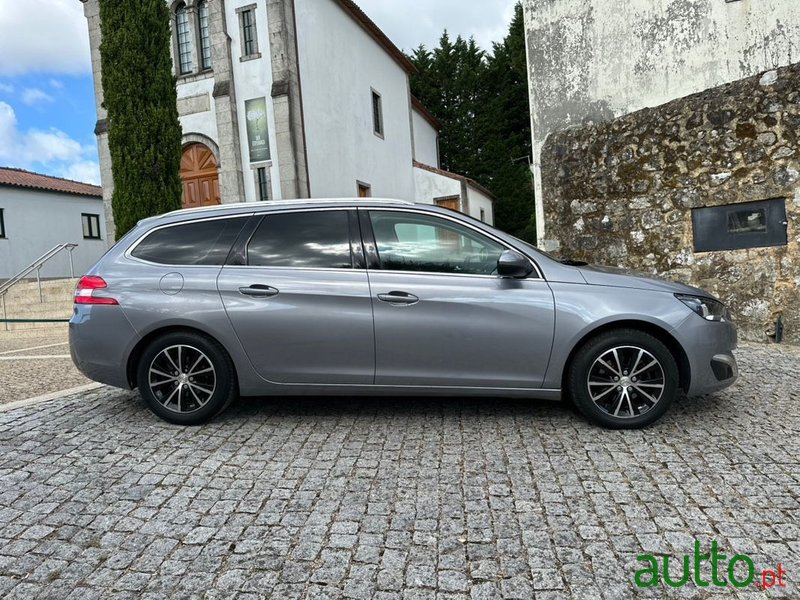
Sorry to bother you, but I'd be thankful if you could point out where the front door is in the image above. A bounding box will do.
[181,143,221,209]
[217,209,375,384]
[363,209,556,388]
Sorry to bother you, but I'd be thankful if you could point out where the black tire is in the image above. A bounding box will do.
[567,328,678,429]
[136,331,238,425]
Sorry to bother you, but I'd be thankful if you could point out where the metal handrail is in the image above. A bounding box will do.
[1,244,78,330]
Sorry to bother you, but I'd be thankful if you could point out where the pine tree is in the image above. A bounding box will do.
[408,3,536,242]
[482,3,536,241]
[99,0,183,239]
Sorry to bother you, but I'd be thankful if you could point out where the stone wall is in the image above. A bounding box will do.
[540,62,800,343]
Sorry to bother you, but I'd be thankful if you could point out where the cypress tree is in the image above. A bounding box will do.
[408,3,536,242]
[99,0,183,239]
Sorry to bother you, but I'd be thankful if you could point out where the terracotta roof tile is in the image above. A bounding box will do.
[413,160,496,201]
[0,167,102,198]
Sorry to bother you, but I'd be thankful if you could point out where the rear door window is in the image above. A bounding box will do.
[247,210,353,269]
[130,217,247,265]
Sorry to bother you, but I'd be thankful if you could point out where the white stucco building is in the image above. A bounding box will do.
[0,168,107,279]
[80,0,494,239]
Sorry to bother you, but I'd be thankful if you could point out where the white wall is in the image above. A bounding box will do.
[177,77,218,148]
[411,108,439,168]
[294,0,415,201]
[413,167,461,206]
[467,188,494,226]
[523,0,800,244]
[0,188,107,279]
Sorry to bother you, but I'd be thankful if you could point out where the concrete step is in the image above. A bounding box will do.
[4,278,78,292]
[4,298,74,309]
[2,278,77,306]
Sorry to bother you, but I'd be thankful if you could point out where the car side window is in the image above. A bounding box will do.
[247,210,353,269]
[130,217,247,265]
[369,211,505,275]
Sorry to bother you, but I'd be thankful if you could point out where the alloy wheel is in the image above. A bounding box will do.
[148,344,217,414]
[586,345,665,419]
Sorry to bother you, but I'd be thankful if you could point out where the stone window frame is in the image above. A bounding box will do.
[236,4,262,62]
[357,181,372,198]
[173,1,195,75]
[170,0,216,81]
[371,88,384,139]
[196,0,213,72]
[251,161,273,202]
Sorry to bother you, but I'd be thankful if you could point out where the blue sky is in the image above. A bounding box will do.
[0,0,100,184]
[0,0,515,186]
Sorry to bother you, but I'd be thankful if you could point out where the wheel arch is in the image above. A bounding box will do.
[561,319,691,395]
[126,325,237,388]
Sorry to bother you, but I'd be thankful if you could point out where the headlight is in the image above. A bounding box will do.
[675,294,730,322]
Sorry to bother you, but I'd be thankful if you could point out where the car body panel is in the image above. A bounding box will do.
[68,198,738,407]
[367,271,556,387]
[218,266,375,384]
[577,265,711,296]
[69,304,138,389]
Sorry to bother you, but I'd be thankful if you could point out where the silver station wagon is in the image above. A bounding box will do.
[69,199,738,429]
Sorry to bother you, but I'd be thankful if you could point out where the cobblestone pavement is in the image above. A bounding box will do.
[0,327,90,405]
[0,342,798,599]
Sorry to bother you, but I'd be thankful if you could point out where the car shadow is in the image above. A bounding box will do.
[220,394,572,423]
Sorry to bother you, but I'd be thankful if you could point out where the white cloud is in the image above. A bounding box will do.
[49,79,64,89]
[21,88,54,106]
[55,160,101,186]
[0,0,91,76]
[354,0,518,52]
[0,82,13,95]
[0,101,100,184]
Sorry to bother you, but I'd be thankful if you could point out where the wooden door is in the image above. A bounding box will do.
[435,196,460,211]
[180,143,221,209]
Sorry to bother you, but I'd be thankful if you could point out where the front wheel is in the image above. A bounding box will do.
[567,329,679,429]
[136,331,238,425]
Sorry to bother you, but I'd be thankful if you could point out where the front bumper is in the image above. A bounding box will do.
[674,314,739,396]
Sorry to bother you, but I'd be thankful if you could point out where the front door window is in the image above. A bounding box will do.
[369,211,505,275]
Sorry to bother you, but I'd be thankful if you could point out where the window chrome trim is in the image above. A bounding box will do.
[121,205,545,280]
[362,206,545,280]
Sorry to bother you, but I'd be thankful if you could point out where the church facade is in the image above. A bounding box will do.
[80,0,494,239]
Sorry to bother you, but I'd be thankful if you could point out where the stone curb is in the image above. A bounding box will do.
[0,382,104,413]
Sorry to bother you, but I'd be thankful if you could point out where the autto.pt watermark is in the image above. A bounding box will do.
[635,540,788,590]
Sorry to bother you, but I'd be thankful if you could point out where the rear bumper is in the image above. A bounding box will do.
[69,305,138,389]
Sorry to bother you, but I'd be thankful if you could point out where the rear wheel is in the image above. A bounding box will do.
[568,329,678,429]
[136,331,237,425]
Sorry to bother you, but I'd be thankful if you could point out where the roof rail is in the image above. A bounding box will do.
[157,198,415,219]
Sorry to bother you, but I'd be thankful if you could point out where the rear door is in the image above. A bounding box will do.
[362,208,556,389]
[217,209,375,384]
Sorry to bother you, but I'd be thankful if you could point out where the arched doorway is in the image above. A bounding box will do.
[180,142,221,209]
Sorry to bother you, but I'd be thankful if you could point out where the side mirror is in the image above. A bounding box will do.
[497,250,533,278]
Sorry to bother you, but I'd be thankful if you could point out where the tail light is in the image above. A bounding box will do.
[75,276,119,305]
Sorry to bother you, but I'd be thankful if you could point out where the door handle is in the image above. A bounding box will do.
[239,284,279,298]
[377,291,419,305]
